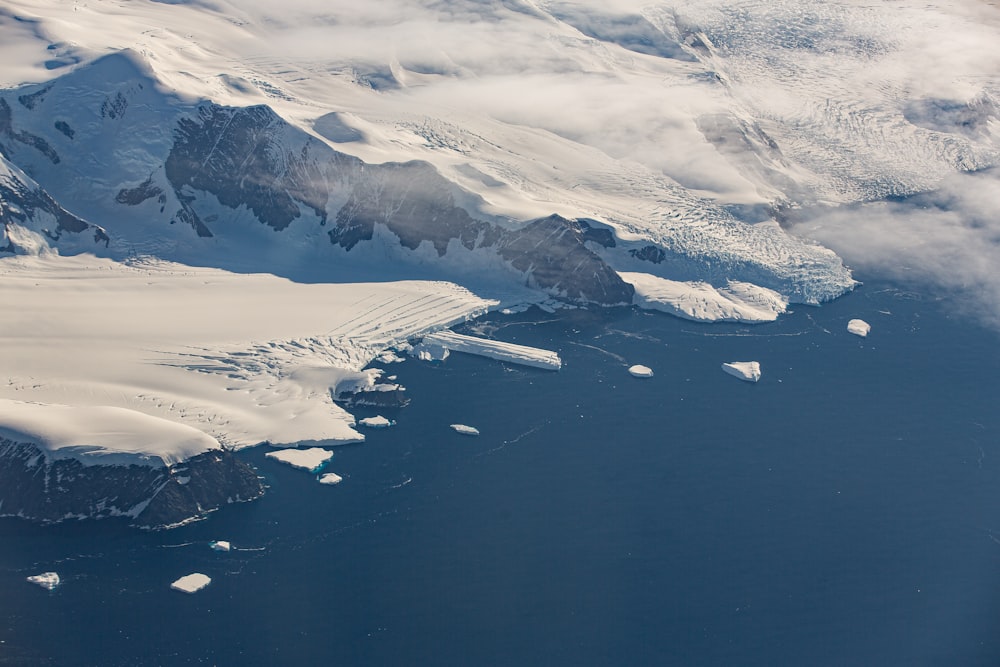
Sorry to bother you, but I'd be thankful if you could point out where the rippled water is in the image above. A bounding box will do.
[3,278,1000,666]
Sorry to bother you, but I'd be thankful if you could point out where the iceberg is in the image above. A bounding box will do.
[847,319,872,337]
[26,572,60,590]
[209,540,231,552]
[319,473,343,485]
[722,361,762,383]
[170,573,212,594]
[622,273,789,324]
[450,424,480,436]
[358,416,395,429]
[410,341,451,362]
[265,447,333,472]
[420,331,562,370]
[628,365,654,378]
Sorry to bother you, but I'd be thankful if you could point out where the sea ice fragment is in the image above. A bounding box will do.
[722,361,761,383]
[847,319,871,337]
[171,573,211,593]
[359,416,395,428]
[26,572,60,590]
[265,447,333,472]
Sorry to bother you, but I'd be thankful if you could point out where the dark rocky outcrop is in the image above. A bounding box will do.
[0,440,263,529]
[1,155,109,249]
[0,98,60,164]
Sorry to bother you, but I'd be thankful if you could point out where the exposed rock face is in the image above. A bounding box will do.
[0,440,263,529]
[0,155,109,252]
[0,53,638,306]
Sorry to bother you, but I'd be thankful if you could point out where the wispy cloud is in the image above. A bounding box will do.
[794,169,1000,326]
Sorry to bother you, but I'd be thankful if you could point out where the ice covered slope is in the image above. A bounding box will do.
[0,254,494,448]
[0,400,219,468]
[0,1,863,308]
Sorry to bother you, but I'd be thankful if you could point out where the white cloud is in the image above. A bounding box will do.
[794,169,1000,327]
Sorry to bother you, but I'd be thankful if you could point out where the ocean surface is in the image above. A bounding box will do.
[4,277,1000,666]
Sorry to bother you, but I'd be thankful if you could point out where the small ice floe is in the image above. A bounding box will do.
[319,473,343,485]
[171,573,211,594]
[209,540,231,552]
[265,447,333,472]
[847,319,871,337]
[358,415,395,429]
[26,572,60,590]
[450,424,480,436]
[722,361,761,383]
[410,341,450,362]
[375,350,406,364]
[628,365,654,378]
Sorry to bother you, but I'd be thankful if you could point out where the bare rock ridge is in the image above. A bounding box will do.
[0,440,263,529]
[0,154,109,252]
[0,50,635,305]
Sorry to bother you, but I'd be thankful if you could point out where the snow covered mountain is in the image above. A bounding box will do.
[0,0,997,526]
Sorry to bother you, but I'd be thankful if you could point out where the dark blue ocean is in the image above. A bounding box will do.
[4,278,1000,666]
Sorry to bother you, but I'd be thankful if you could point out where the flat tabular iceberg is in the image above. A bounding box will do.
[319,473,343,485]
[451,424,480,436]
[420,331,561,370]
[722,361,762,383]
[210,540,231,552]
[358,416,395,429]
[26,572,60,590]
[847,319,872,337]
[628,365,654,378]
[265,447,333,472]
[171,573,211,593]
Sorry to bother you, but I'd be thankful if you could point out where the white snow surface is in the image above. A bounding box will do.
[722,362,762,383]
[319,473,343,485]
[450,424,480,436]
[26,572,60,590]
[0,254,493,452]
[622,273,788,323]
[171,573,211,594]
[265,447,333,472]
[628,365,654,378]
[0,399,219,468]
[848,319,872,337]
[420,331,562,370]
